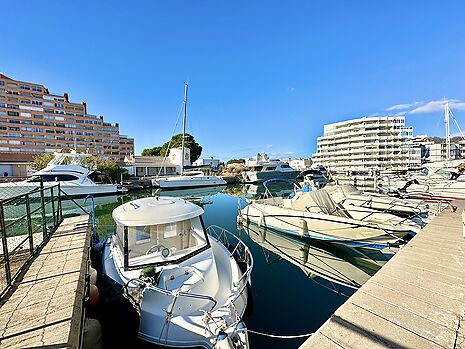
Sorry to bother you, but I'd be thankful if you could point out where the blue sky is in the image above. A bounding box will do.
[2,1,465,160]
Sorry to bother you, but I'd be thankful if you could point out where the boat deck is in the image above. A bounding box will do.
[300,200,465,349]
[0,215,91,348]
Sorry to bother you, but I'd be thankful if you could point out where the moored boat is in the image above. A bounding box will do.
[0,151,125,199]
[239,186,420,249]
[102,196,252,348]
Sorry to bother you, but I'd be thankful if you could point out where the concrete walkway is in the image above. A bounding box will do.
[300,201,465,349]
[0,215,90,348]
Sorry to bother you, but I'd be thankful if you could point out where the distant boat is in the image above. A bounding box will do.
[152,83,226,189]
[0,151,126,199]
[241,161,300,183]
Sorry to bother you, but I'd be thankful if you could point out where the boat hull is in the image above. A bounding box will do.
[153,176,226,189]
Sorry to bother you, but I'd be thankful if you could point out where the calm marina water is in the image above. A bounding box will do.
[79,184,376,349]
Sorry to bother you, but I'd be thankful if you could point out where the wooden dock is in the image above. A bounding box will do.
[0,215,91,348]
[300,201,465,349]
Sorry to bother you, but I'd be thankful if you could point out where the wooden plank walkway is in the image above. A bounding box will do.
[0,215,91,349]
[300,201,465,349]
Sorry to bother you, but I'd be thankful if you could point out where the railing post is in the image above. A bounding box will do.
[58,183,63,223]
[123,226,129,271]
[50,186,56,228]
[0,203,11,287]
[39,180,47,240]
[25,194,34,255]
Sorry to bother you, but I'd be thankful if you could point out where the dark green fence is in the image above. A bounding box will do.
[0,183,62,298]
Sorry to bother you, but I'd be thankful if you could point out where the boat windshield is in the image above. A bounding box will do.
[47,152,91,167]
[117,216,209,268]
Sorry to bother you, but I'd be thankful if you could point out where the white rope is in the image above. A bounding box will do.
[247,329,313,339]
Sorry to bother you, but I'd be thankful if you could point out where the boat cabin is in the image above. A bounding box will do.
[112,196,211,270]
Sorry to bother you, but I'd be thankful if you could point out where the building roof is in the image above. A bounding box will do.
[0,152,36,163]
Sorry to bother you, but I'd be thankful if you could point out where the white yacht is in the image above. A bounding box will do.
[241,161,300,183]
[154,171,227,189]
[103,196,252,348]
[0,151,125,200]
[152,83,226,190]
[239,188,420,249]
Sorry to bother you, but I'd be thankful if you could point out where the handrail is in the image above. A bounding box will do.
[0,183,63,299]
[206,225,253,302]
[126,278,218,314]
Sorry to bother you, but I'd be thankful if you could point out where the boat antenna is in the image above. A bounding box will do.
[181,82,188,176]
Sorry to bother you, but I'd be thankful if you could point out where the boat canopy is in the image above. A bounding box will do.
[112,196,204,226]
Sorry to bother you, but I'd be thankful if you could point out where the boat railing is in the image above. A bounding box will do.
[206,225,253,290]
[206,225,253,320]
[126,277,218,313]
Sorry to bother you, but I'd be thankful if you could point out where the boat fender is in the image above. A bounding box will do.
[235,321,250,349]
[89,284,100,309]
[215,331,234,349]
[82,318,103,349]
[89,267,98,285]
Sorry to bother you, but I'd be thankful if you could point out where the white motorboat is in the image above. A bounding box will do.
[241,161,300,183]
[378,166,465,200]
[0,151,125,200]
[152,83,226,190]
[325,184,429,219]
[242,223,395,289]
[302,169,330,190]
[239,187,420,249]
[154,171,227,189]
[103,196,252,348]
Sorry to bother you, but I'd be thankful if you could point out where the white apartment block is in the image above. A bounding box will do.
[312,116,421,175]
[281,158,312,171]
[424,143,460,163]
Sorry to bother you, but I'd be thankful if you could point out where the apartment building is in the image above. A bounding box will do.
[0,73,134,162]
[312,116,421,176]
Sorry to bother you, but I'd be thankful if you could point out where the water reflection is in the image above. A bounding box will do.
[151,184,226,204]
[223,183,294,199]
[239,222,396,290]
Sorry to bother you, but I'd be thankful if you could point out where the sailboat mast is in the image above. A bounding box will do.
[181,82,188,175]
[445,99,451,160]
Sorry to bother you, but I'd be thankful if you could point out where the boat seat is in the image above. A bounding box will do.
[292,189,352,219]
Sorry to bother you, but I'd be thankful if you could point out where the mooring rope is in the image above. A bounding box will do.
[247,329,313,339]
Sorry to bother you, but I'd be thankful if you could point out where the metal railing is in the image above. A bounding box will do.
[0,183,63,298]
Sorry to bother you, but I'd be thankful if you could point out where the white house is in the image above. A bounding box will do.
[193,157,220,170]
[122,147,191,177]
